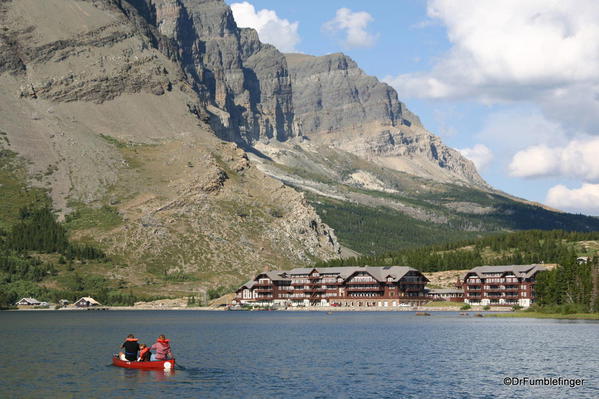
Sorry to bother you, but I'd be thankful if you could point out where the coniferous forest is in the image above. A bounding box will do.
[0,207,146,308]
[316,229,598,272]
[3,205,599,311]
[533,256,599,314]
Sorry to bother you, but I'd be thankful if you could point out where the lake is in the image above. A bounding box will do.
[0,310,597,398]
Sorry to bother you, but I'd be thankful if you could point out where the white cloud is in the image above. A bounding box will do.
[509,137,599,180]
[230,2,300,52]
[385,0,599,104]
[508,145,561,178]
[457,144,493,171]
[546,183,599,215]
[323,8,378,49]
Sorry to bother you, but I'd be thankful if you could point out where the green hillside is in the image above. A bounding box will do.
[315,229,599,272]
[307,185,599,256]
[0,151,162,308]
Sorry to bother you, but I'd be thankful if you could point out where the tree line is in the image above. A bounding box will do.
[533,256,599,314]
[0,207,142,308]
[315,229,599,272]
[5,207,105,259]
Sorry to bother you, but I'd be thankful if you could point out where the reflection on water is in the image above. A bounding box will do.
[0,311,598,398]
[117,368,176,382]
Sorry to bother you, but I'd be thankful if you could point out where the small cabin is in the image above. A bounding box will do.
[15,297,42,306]
[58,299,70,306]
[74,297,101,307]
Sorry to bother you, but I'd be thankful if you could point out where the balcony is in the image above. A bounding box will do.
[254,288,273,293]
[254,282,272,288]
[346,280,378,285]
[346,286,384,291]
[291,284,310,289]
[403,287,425,292]
[485,288,518,293]
[304,287,326,292]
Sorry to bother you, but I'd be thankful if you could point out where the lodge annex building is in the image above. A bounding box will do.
[461,264,546,307]
[234,264,547,308]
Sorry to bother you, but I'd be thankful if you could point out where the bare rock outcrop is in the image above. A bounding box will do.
[124,0,487,188]
[285,52,488,188]
[146,0,295,143]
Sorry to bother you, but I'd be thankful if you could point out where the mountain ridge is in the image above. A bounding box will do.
[1,0,599,297]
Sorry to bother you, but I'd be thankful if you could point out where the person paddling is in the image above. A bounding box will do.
[120,334,140,361]
[150,334,173,361]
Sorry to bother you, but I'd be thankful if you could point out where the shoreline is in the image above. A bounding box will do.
[8,307,599,319]
[6,305,503,312]
[486,311,599,320]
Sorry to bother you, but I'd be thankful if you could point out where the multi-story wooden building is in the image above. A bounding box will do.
[460,264,546,307]
[234,266,429,307]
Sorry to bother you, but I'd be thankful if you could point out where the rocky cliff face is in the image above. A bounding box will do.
[129,0,486,187]
[0,0,340,292]
[285,52,487,187]
[285,53,421,135]
[136,0,295,144]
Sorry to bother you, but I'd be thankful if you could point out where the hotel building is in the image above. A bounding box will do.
[235,266,429,307]
[460,264,546,307]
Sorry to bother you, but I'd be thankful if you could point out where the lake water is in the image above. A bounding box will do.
[0,310,597,398]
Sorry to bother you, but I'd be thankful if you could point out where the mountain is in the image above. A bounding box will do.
[0,0,339,296]
[284,52,487,187]
[1,0,599,297]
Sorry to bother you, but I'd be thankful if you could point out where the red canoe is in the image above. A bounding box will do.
[112,355,175,370]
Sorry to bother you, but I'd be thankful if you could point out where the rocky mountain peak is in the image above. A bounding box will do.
[132,0,486,188]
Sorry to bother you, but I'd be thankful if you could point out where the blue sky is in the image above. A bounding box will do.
[227,0,599,216]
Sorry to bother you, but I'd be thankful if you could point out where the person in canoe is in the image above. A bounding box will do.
[150,334,173,361]
[138,343,151,362]
[119,334,140,361]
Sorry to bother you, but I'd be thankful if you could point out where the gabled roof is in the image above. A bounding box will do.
[345,266,428,283]
[287,265,428,283]
[240,266,428,292]
[15,297,41,305]
[75,297,101,305]
[238,280,256,290]
[287,267,317,275]
[255,271,290,282]
[463,264,547,279]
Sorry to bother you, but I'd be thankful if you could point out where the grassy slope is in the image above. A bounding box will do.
[0,151,155,305]
[307,189,599,256]
[308,193,481,254]
[0,150,50,230]
[257,144,599,256]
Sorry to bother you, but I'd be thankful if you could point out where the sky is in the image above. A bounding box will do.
[226,0,599,216]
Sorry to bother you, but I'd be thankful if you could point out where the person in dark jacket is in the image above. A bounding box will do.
[119,334,140,361]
